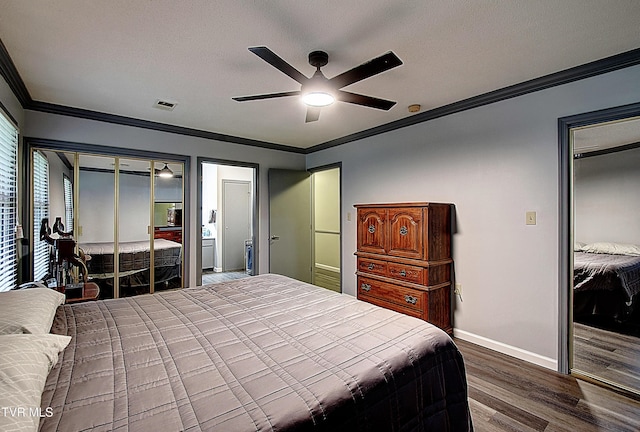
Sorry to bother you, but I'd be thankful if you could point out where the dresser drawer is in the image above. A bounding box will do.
[357,276,425,313]
[358,293,424,320]
[357,258,387,277]
[387,262,423,284]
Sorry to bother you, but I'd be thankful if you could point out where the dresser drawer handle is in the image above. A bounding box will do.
[368,263,375,270]
[399,226,408,236]
[404,294,418,305]
[399,269,407,277]
[361,283,371,292]
[368,225,376,234]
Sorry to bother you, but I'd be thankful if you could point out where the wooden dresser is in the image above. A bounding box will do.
[354,202,453,334]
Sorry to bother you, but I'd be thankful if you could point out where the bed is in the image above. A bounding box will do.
[80,239,182,297]
[573,242,640,323]
[37,274,472,431]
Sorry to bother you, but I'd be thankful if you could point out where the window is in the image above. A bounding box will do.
[33,151,50,281]
[63,174,73,231]
[0,111,18,291]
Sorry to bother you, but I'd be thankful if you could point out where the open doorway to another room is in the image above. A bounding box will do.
[198,160,257,285]
[311,166,341,292]
[268,164,341,291]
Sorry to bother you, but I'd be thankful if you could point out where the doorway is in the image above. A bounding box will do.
[197,159,257,286]
[559,103,640,397]
[269,165,341,291]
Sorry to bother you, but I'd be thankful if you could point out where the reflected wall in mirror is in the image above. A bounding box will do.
[117,158,151,297]
[153,161,183,292]
[571,115,640,396]
[77,154,116,299]
[153,161,184,291]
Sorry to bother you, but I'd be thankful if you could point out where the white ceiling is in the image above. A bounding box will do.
[1,1,640,149]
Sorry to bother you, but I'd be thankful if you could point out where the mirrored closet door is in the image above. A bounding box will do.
[27,144,186,300]
[570,114,640,397]
[152,160,183,292]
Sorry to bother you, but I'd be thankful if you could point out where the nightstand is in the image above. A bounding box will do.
[64,282,100,304]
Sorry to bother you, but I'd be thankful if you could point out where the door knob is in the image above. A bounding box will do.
[270,235,280,240]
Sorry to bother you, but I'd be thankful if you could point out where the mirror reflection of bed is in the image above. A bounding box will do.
[31,148,185,300]
[572,118,640,395]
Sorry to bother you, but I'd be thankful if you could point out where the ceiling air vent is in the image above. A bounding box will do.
[154,99,177,111]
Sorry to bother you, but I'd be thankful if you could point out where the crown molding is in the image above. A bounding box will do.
[28,100,305,154]
[307,47,640,153]
[0,39,32,107]
[1,36,639,155]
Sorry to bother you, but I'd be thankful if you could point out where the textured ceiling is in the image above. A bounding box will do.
[573,116,640,154]
[1,0,640,149]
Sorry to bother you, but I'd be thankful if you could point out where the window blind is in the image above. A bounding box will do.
[33,151,50,281]
[0,111,18,291]
[63,174,73,231]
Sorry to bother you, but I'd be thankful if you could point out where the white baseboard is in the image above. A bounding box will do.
[453,329,557,371]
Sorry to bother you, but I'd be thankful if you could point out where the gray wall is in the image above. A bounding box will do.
[23,110,306,286]
[0,75,23,127]
[5,61,640,370]
[574,147,640,245]
[307,64,640,367]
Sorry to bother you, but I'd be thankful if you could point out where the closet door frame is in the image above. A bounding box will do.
[23,137,190,293]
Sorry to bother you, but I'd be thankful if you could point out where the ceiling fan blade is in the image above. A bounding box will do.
[305,107,321,123]
[248,46,309,84]
[232,90,301,102]
[336,90,397,110]
[329,51,403,89]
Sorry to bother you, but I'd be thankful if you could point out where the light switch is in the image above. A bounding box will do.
[526,211,537,225]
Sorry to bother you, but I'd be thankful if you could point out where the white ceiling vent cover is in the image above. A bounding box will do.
[154,99,177,111]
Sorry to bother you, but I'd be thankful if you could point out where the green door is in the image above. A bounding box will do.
[268,169,312,283]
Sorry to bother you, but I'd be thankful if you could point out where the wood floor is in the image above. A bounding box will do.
[202,270,250,284]
[573,322,640,395]
[456,339,640,432]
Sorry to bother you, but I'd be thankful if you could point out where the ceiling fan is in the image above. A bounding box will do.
[232,46,403,122]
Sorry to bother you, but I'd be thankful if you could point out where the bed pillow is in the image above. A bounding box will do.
[574,242,586,252]
[0,334,71,432]
[0,288,66,335]
[582,242,640,256]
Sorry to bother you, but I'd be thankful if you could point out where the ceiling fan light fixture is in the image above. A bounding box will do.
[157,163,174,178]
[302,91,335,107]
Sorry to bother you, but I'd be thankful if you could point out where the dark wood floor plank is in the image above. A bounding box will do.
[573,322,640,395]
[455,338,640,432]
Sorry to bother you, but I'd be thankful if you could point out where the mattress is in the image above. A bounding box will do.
[40,274,472,431]
[81,239,182,276]
[574,251,640,322]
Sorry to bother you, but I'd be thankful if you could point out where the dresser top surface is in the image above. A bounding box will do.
[354,202,452,208]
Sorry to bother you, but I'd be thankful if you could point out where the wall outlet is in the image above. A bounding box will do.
[454,283,463,301]
[526,211,537,225]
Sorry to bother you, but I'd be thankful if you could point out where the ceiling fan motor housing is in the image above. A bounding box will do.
[308,51,329,68]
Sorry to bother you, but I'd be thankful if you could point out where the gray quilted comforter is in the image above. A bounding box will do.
[574,251,640,300]
[41,274,472,431]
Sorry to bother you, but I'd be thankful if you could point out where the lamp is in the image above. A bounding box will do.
[157,163,174,178]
